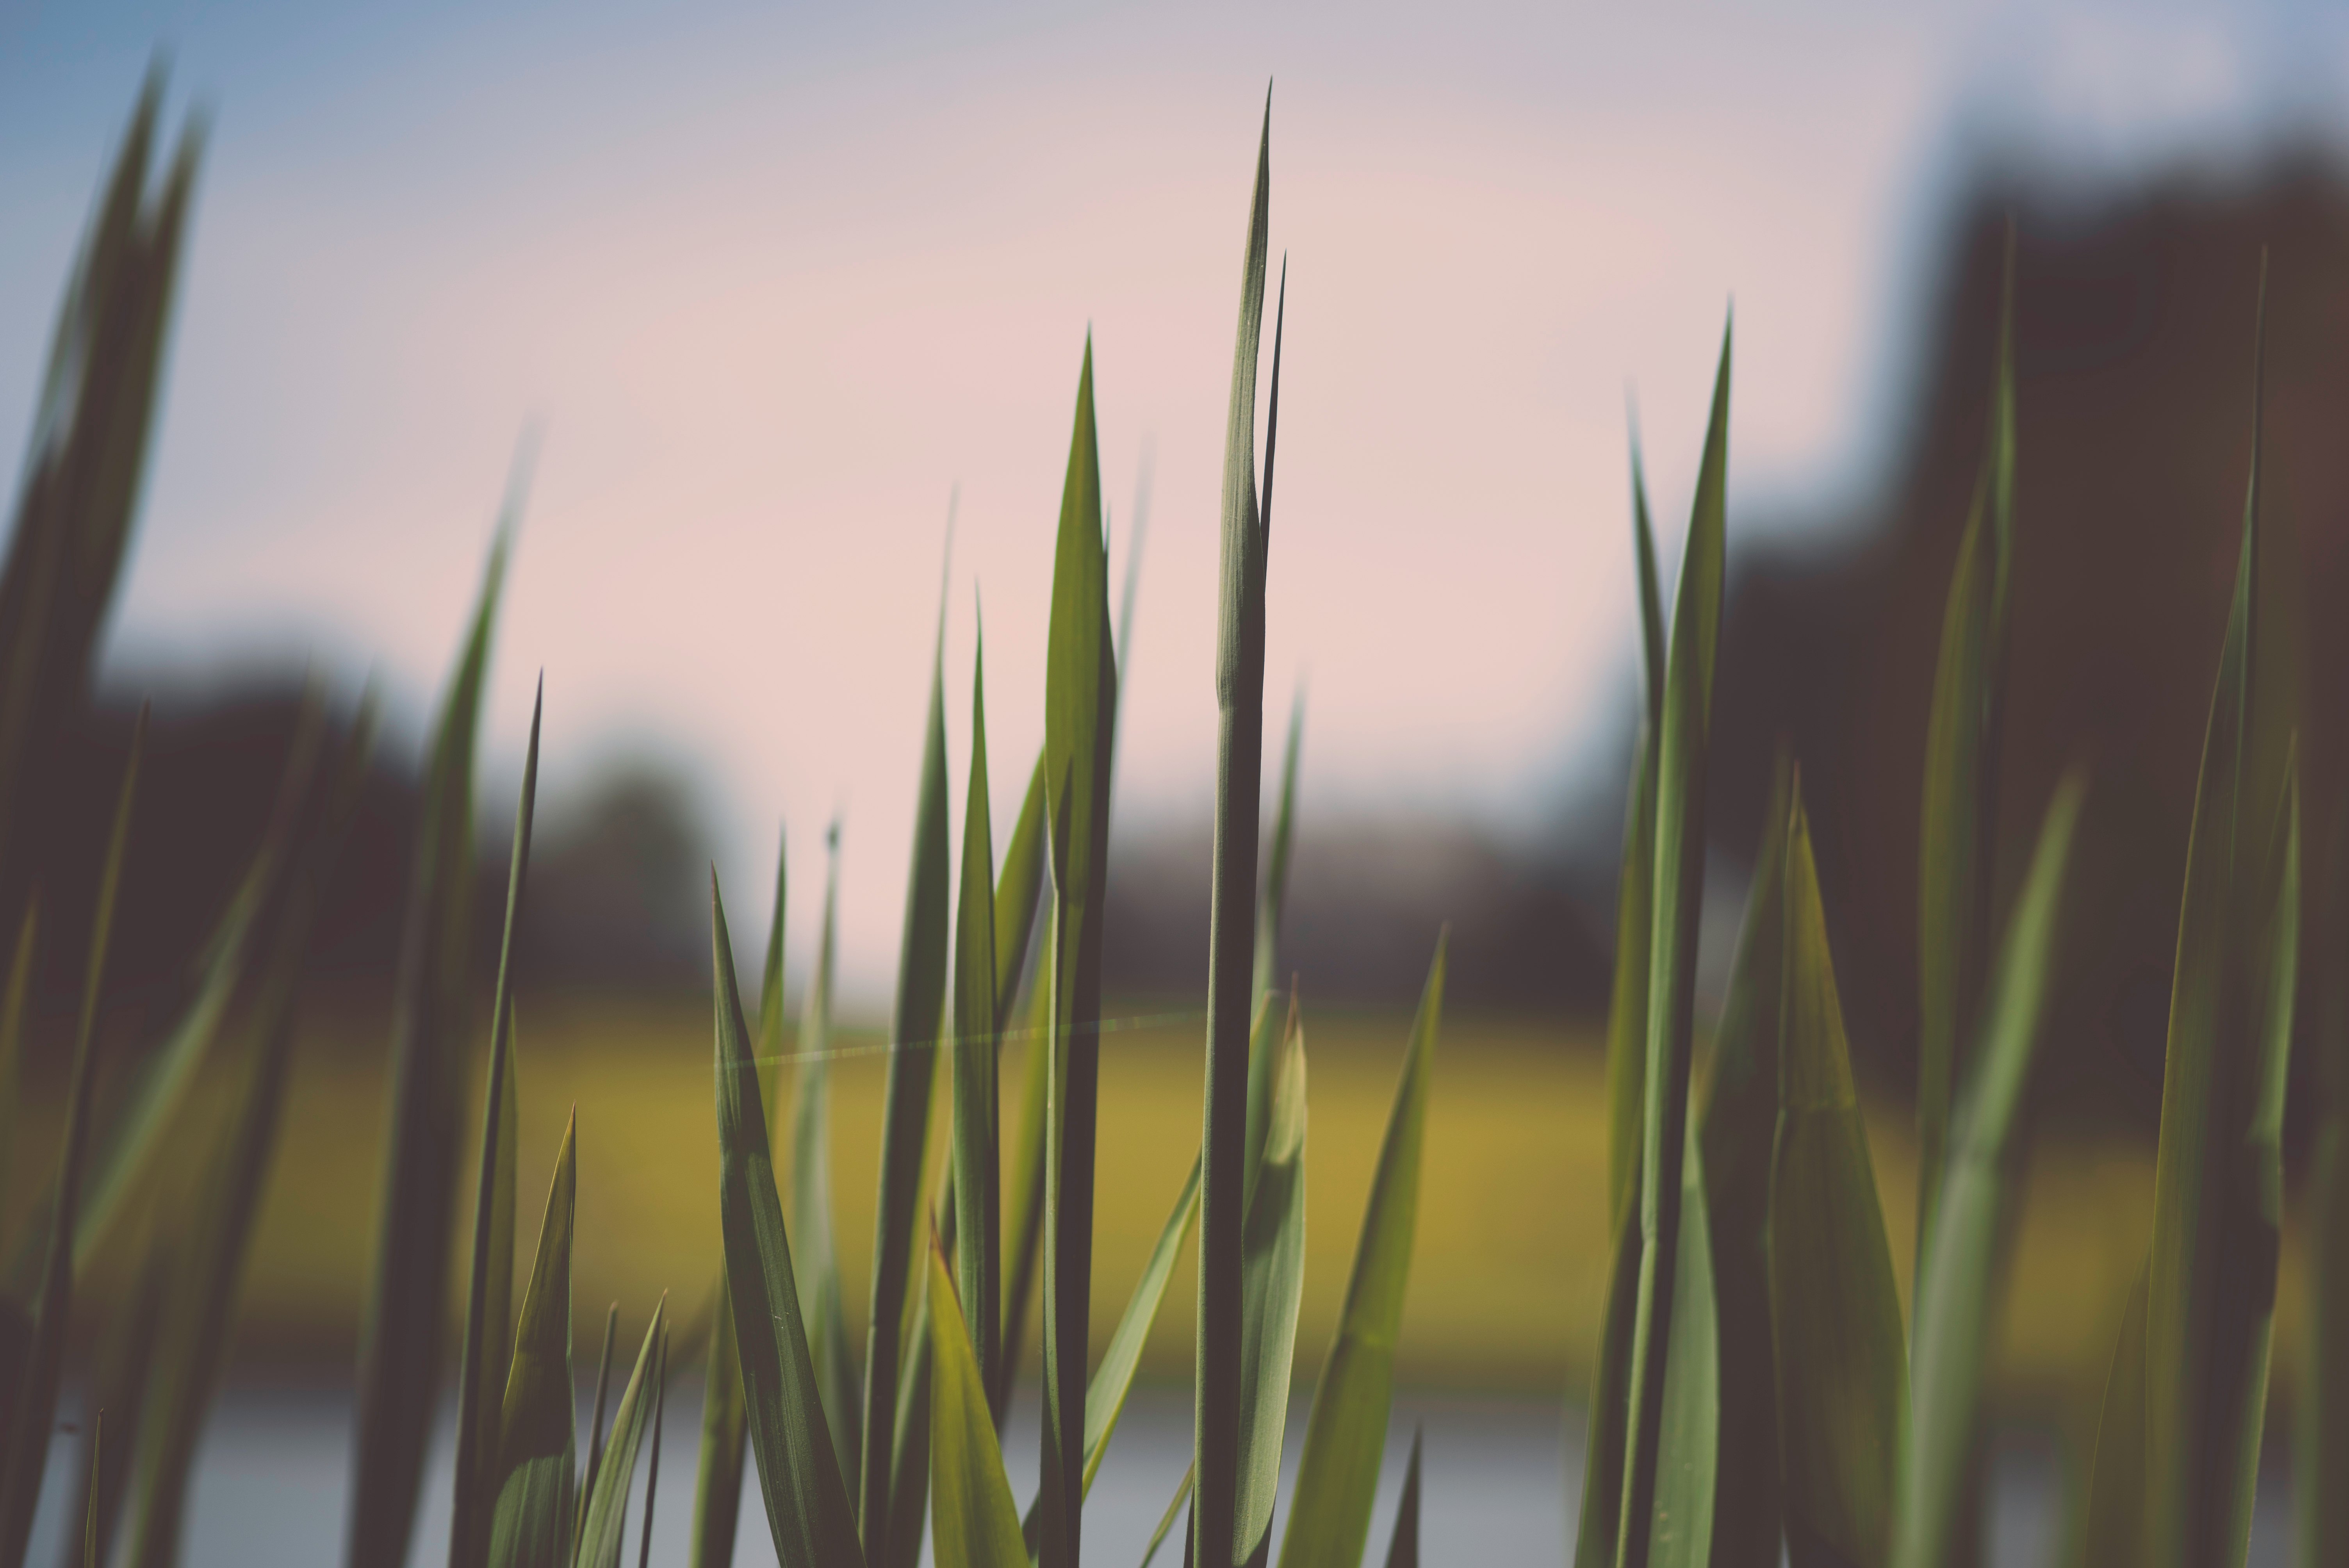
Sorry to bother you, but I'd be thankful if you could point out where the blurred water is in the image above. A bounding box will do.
[25,1384,2299,1566]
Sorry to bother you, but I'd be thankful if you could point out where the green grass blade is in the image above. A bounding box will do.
[954,619,1002,1393]
[577,1300,667,1568]
[638,1334,668,1568]
[1572,1186,1642,1568]
[351,528,510,1568]
[1276,937,1444,1568]
[1915,232,2017,1283]
[1647,1139,1719,1568]
[794,832,861,1493]
[1615,320,1730,1568]
[1895,775,2086,1568]
[1693,748,1792,1568]
[1608,426,1666,1231]
[1039,331,1117,1568]
[1244,695,1305,1212]
[1382,1429,1421,1568]
[1142,1466,1195,1568]
[862,566,956,1565]
[2306,813,2349,1568]
[454,686,544,1568]
[995,978,1050,1416]
[2079,1261,2149,1568]
[712,878,864,1568]
[1769,784,1907,1568]
[926,1241,1025,1568]
[880,1264,935,1568]
[487,1115,578,1568]
[580,1303,619,1552]
[1199,96,1274,1568]
[0,710,139,1568]
[1233,1003,1306,1568]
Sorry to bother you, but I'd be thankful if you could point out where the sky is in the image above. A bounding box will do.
[4,0,2347,1001]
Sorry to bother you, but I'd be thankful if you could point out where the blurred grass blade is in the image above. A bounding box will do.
[577,1299,666,1568]
[637,1334,667,1568]
[794,833,861,1493]
[64,1232,168,1568]
[1647,1142,1718,1568]
[2307,815,2349,1568]
[122,702,378,1568]
[1040,331,1117,1568]
[487,1115,578,1568]
[1382,1429,1421,1568]
[1915,231,2017,1280]
[926,1241,1026,1568]
[1233,1002,1306,1568]
[880,1249,936,1568]
[1572,1187,1642,1568]
[2079,1262,2150,1568]
[0,710,138,1568]
[691,836,787,1568]
[1693,747,1792,1568]
[953,619,1002,1393]
[0,909,30,1256]
[862,559,955,1565]
[1276,937,1444,1568]
[711,878,864,1568]
[2142,287,2294,1568]
[1244,695,1305,1208]
[989,752,1048,1413]
[1142,1466,1195,1568]
[455,686,544,1568]
[1616,320,1730,1568]
[1605,431,1667,1231]
[1895,775,2086,1568]
[1199,98,1274,1568]
[351,526,512,1568]
[1770,783,1907,1568]
[80,1415,98,1568]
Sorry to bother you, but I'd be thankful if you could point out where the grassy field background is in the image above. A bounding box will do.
[27,998,2305,1425]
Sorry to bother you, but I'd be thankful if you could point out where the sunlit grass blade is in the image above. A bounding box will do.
[2079,1261,2149,1568]
[121,702,377,1568]
[1199,95,1274,1568]
[1615,319,1730,1568]
[637,1333,667,1568]
[1276,937,1443,1568]
[0,709,138,1568]
[691,836,786,1568]
[923,1239,1025,1568]
[577,1299,667,1568]
[791,833,861,1495]
[711,878,864,1568]
[454,684,544,1568]
[80,1414,99,1568]
[1691,747,1791,1568]
[996,980,1050,1415]
[1039,330,1117,1568]
[2142,282,2295,1568]
[1382,1429,1420,1568]
[953,617,1002,1392]
[989,753,1048,1412]
[486,1114,577,1568]
[351,526,512,1568]
[862,560,956,1566]
[2306,816,2349,1568]
[1916,230,2017,1281]
[1605,429,1667,1232]
[1233,1001,1306,1568]
[1244,695,1305,1207]
[1895,775,2086,1568]
[1770,782,1907,1568]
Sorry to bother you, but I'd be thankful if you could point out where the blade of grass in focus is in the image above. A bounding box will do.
[712,878,864,1568]
[1615,321,1731,1568]
[1383,1429,1421,1568]
[1894,776,2085,1568]
[350,522,513,1568]
[0,911,28,1260]
[453,685,544,1568]
[795,832,861,1493]
[926,1240,1026,1568]
[1234,1002,1306,1568]
[1198,96,1275,1568]
[486,1115,577,1568]
[0,710,139,1568]
[952,615,1001,1393]
[1647,1136,1719,1568]
[1244,693,1304,1212]
[989,755,1048,1413]
[1276,937,1444,1568]
[1770,783,1907,1568]
[577,1300,666,1568]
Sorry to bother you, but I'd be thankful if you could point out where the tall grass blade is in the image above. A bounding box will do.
[351,527,512,1568]
[1234,1002,1306,1568]
[880,1228,937,1568]
[486,1115,578,1568]
[926,1241,1026,1568]
[2079,1262,2149,1568]
[1648,1141,1719,1568]
[0,710,139,1568]
[454,685,545,1568]
[1615,320,1730,1568]
[862,566,956,1565]
[1915,232,2017,1279]
[1244,695,1304,1208]
[953,619,1002,1392]
[2306,816,2349,1568]
[637,1333,667,1568]
[1199,96,1274,1568]
[580,1303,619,1551]
[711,878,863,1568]
[1605,431,1667,1232]
[1276,937,1444,1568]
[61,1233,166,1568]
[1039,331,1117,1568]
[1382,1429,1420,1568]
[991,754,1048,1412]
[577,1300,667,1568]
[1573,1190,1643,1568]
[1894,775,2086,1568]
[795,832,860,1489]
[1770,784,1907,1568]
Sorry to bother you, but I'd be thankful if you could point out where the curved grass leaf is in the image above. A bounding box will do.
[351,526,511,1568]
[63,1229,167,1568]
[954,623,1002,1391]
[927,1242,1026,1568]
[989,753,1048,1412]
[1616,320,1730,1568]
[486,1115,578,1568]
[1770,786,1906,1568]
[1382,1429,1420,1568]
[794,834,861,1493]
[1277,937,1444,1568]
[1895,775,2086,1568]
[1606,433,1667,1231]
[2079,1261,2149,1568]
[1649,1140,1718,1568]
[1234,1003,1306,1568]
[579,1303,619,1552]
[712,878,864,1568]
[577,1299,667,1568]
[637,1334,668,1568]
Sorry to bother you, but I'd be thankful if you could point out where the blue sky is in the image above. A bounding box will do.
[4,0,2345,1000]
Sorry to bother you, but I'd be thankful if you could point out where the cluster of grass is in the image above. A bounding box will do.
[0,68,2342,1568]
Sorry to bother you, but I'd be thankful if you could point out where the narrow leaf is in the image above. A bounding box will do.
[927,1242,1027,1568]
[577,1299,667,1568]
[488,1115,579,1568]
[953,621,1002,1392]
[793,832,860,1490]
[2304,812,2349,1568]
[1233,1002,1306,1567]
[1142,1467,1196,1568]
[2078,1262,2149,1568]
[1382,1429,1421,1568]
